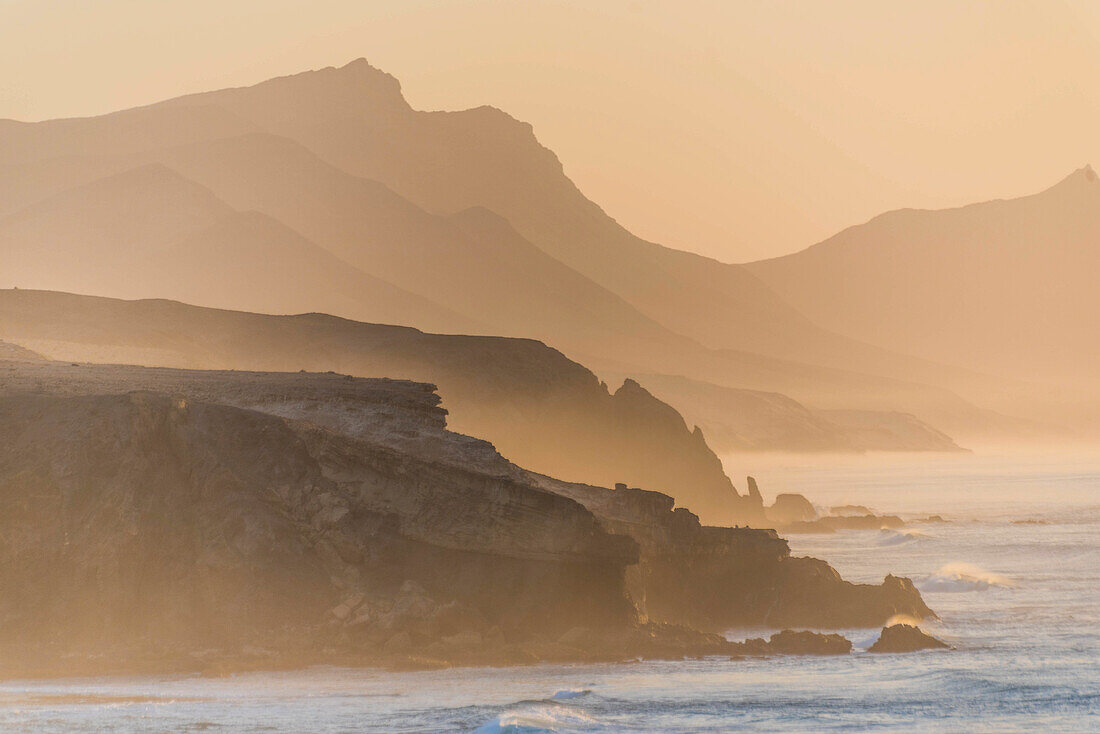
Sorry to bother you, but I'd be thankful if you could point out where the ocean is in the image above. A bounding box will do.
[1,452,1097,732]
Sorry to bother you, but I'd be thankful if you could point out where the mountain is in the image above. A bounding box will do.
[0,59,1024,442]
[0,122,700,368]
[144,60,1036,428]
[608,372,963,453]
[0,164,470,333]
[747,167,1100,390]
[149,60,944,373]
[0,289,754,523]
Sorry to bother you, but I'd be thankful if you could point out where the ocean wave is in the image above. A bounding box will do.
[917,562,1017,592]
[883,613,927,627]
[550,689,592,700]
[474,702,598,733]
[876,529,929,546]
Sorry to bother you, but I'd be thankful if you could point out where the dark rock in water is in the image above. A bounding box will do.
[781,513,906,533]
[767,493,817,524]
[869,624,949,653]
[731,629,852,656]
[733,637,774,657]
[765,630,852,655]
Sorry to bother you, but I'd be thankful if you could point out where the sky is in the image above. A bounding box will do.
[2,0,1098,261]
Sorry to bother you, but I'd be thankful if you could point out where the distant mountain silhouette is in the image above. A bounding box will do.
[747,167,1100,390]
[604,372,963,453]
[148,59,942,376]
[0,58,1044,443]
[0,164,469,332]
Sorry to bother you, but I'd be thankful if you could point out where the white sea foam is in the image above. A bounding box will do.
[474,703,597,733]
[918,562,1017,592]
[550,689,591,700]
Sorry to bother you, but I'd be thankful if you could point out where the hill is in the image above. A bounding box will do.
[747,167,1100,389]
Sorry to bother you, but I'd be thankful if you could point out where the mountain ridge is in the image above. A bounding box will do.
[746,165,1100,397]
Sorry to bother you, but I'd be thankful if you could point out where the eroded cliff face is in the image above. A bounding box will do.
[0,390,636,674]
[0,361,935,674]
[529,474,933,631]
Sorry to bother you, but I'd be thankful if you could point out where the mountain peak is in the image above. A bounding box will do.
[248,58,411,113]
[1057,163,1097,186]
[339,57,390,76]
[1036,163,1100,199]
[333,57,403,91]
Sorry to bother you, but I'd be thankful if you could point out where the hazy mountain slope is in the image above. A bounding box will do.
[614,373,859,453]
[0,133,995,442]
[150,60,1000,387]
[152,61,817,354]
[0,289,754,523]
[602,372,963,453]
[0,164,470,332]
[0,129,698,365]
[0,104,256,166]
[0,61,1026,441]
[748,167,1100,388]
[145,133,695,359]
[0,130,989,442]
[817,410,963,453]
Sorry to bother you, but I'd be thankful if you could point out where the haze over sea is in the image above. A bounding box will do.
[1,452,1097,733]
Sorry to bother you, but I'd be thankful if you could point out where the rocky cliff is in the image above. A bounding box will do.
[529,474,933,631]
[0,390,635,675]
[0,289,751,523]
[0,360,935,674]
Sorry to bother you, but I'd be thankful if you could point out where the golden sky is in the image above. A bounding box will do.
[2,0,1098,261]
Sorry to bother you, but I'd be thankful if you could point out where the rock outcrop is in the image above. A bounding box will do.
[766,493,818,525]
[749,630,853,656]
[869,624,949,653]
[529,474,933,631]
